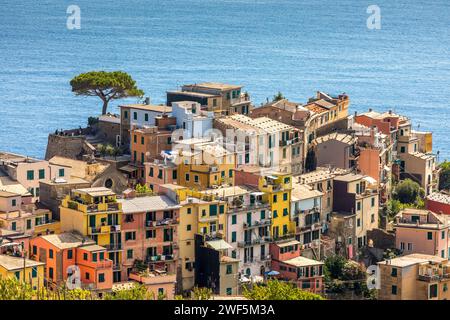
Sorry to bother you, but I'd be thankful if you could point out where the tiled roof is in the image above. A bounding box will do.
[427,192,450,205]
[40,232,95,250]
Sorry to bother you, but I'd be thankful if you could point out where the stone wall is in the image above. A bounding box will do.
[45,134,93,160]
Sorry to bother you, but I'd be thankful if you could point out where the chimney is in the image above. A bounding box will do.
[144,97,150,105]
[388,109,392,115]
[354,111,357,117]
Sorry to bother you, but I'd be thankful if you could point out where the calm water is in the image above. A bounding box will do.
[1,0,449,160]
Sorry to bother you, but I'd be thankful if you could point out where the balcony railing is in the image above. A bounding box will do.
[243,219,271,229]
[89,224,121,235]
[104,243,123,251]
[418,273,450,282]
[237,237,272,247]
[145,218,178,228]
[145,254,175,263]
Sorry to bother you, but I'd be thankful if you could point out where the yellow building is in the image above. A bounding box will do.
[0,254,45,290]
[159,184,228,291]
[258,172,293,239]
[59,187,122,282]
[174,139,236,190]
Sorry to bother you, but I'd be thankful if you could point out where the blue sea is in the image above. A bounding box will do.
[1,0,449,160]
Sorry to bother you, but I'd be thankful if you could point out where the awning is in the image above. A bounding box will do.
[265,270,280,276]
[119,165,138,173]
[266,175,277,180]
[250,192,264,196]
[205,239,233,251]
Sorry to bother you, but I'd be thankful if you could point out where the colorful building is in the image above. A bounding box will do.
[0,191,60,237]
[29,232,113,292]
[0,254,45,290]
[117,193,180,282]
[167,82,252,116]
[394,208,450,259]
[378,254,450,300]
[59,187,123,282]
[269,240,324,294]
[258,172,293,240]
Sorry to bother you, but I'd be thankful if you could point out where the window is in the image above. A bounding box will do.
[185,173,190,182]
[172,170,177,180]
[407,243,413,251]
[86,272,90,280]
[27,170,34,180]
[400,146,406,153]
[83,253,88,260]
[133,112,137,120]
[49,267,54,280]
[391,268,397,277]
[59,168,64,177]
[283,208,288,216]
[125,232,136,241]
[226,264,233,274]
[92,253,97,262]
[442,250,445,258]
[442,231,446,240]
[15,271,20,279]
[99,252,104,260]
[357,202,361,211]
[229,169,233,178]
[146,230,155,239]
[219,205,224,214]
[194,175,199,183]
[187,224,191,231]
[11,222,16,231]
[391,285,397,295]
[133,135,137,143]
[283,193,288,201]
[187,208,191,214]
[226,288,232,296]
[357,218,361,227]
[427,232,433,240]
[99,273,105,283]
[371,214,375,223]
[32,245,37,255]
[231,232,236,243]
[273,195,277,203]
[127,249,133,259]
[49,249,54,259]
[11,198,17,207]
[145,113,149,122]
[124,110,128,119]
[371,197,375,207]
[260,210,265,219]
[32,268,37,278]
[149,167,153,177]
[141,136,144,145]
[232,215,237,225]
[67,250,73,259]
[39,169,45,179]
[273,210,278,218]
[284,177,290,184]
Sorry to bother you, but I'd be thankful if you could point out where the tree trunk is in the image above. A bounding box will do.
[102,100,108,115]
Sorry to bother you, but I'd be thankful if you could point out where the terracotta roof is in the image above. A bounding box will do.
[427,192,450,205]
[40,232,95,250]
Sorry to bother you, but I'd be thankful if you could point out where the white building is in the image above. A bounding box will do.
[171,101,213,139]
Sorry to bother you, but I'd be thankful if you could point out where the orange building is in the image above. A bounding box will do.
[144,160,178,193]
[29,232,113,292]
[130,127,173,181]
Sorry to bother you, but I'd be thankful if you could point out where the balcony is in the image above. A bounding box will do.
[104,243,123,251]
[145,218,178,228]
[145,254,175,263]
[237,237,272,248]
[198,215,219,223]
[296,222,322,233]
[230,94,251,106]
[88,224,121,235]
[67,200,121,214]
[243,219,271,229]
[95,259,113,269]
[418,273,450,282]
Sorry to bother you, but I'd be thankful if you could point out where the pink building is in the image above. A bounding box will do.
[117,193,180,281]
[394,208,450,259]
[269,240,324,294]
